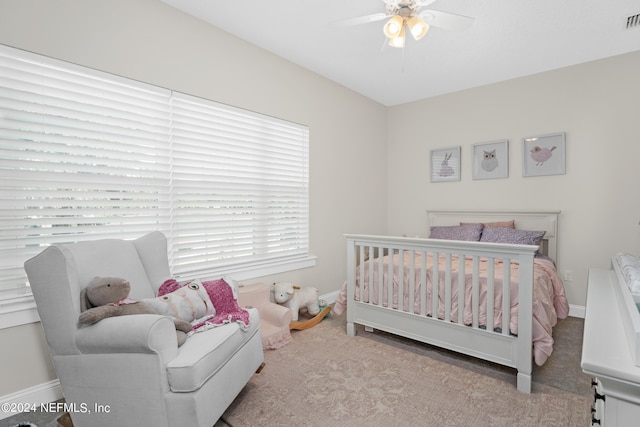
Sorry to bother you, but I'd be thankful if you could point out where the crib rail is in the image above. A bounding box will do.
[345,234,539,393]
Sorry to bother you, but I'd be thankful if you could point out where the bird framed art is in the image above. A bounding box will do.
[472,139,509,180]
[522,132,566,177]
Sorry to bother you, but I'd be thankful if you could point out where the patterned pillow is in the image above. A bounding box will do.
[429,224,484,241]
[480,227,546,246]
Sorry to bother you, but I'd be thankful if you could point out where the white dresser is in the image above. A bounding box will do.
[581,267,640,426]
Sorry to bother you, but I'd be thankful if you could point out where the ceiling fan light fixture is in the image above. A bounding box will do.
[407,16,429,40]
[383,15,404,38]
[388,25,406,48]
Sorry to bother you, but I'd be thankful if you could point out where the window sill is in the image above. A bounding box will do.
[0,290,39,329]
[223,255,318,282]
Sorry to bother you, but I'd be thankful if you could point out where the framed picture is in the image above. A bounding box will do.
[472,139,509,180]
[430,146,461,182]
[522,132,566,177]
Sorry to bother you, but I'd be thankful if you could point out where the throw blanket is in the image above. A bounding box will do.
[157,278,251,334]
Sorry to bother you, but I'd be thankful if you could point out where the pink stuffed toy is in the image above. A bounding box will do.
[157,278,250,333]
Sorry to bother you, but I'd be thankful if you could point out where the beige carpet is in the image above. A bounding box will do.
[221,312,592,427]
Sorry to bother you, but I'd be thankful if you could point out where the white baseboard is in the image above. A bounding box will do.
[320,290,339,306]
[569,304,585,318]
[0,379,62,420]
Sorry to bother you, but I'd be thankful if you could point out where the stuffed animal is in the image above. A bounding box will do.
[78,276,192,346]
[272,282,320,321]
[157,278,250,332]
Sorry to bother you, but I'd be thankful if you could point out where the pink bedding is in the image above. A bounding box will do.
[333,252,569,366]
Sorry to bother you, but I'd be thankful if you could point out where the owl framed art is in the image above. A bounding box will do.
[472,140,509,180]
[522,132,566,177]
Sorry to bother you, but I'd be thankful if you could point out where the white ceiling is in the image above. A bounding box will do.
[161,0,640,106]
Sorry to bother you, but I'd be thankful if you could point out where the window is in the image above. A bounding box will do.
[0,45,312,326]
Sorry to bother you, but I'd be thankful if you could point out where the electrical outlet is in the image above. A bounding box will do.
[563,270,573,282]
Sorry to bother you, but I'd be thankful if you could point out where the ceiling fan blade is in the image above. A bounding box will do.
[413,0,437,8]
[420,9,474,31]
[331,12,389,27]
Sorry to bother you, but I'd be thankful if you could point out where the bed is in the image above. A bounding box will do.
[333,210,569,393]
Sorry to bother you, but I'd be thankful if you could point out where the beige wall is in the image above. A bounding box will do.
[386,50,640,309]
[1,0,639,403]
[0,0,387,398]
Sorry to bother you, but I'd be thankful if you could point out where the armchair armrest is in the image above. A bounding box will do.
[75,314,178,360]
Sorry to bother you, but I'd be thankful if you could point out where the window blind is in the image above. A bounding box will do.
[0,45,310,296]
[0,46,172,294]
[169,93,310,279]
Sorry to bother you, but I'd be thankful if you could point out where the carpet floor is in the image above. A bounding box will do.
[1,310,592,427]
[220,311,592,427]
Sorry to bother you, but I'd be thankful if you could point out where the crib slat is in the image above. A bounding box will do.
[472,256,479,328]
[377,246,384,308]
[359,245,366,303]
[420,251,427,316]
[408,250,416,313]
[502,258,511,335]
[457,254,465,324]
[367,245,374,305]
[444,253,452,322]
[388,248,394,311]
[432,252,439,318]
[487,257,495,332]
[398,249,404,311]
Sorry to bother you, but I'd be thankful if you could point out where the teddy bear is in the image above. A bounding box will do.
[78,276,193,346]
[272,282,320,321]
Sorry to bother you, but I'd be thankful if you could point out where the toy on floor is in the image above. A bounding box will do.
[272,282,320,321]
[272,282,331,329]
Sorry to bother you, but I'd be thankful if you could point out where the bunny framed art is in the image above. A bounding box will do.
[430,146,461,182]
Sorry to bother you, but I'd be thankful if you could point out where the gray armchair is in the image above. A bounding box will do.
[24,231,264,427]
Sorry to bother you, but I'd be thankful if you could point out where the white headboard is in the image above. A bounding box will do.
[427,210,560,262]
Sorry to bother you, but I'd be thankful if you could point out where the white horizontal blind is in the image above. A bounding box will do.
[0,45,310,294]
[169,93,309,279]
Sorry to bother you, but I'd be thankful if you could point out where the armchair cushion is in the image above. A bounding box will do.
[167,307,260,392]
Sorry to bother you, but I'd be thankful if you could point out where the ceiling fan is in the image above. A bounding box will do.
[336,0,474,48]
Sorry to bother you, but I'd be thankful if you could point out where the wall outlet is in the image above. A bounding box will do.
[563,270,573,282]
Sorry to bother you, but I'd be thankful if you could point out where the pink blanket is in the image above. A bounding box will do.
[334,253,569,366]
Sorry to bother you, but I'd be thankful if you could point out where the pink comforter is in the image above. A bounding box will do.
[333,253,569,366]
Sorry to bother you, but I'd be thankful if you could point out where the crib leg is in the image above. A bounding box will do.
[346,322,356,337]
[517,372,532,394]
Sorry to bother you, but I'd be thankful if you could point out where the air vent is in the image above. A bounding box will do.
[626,12,640,29]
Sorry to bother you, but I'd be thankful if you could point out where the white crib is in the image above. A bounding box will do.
[342,210,564,393]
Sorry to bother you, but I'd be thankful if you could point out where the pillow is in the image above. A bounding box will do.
[615,253,640,293]
[460,220,515,229]
[429,224,484,241]
[479,227,546,246]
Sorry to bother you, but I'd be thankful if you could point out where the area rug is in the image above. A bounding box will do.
[222,313,591,427]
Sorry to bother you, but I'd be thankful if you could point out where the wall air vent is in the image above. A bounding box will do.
[626,12,640,29]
